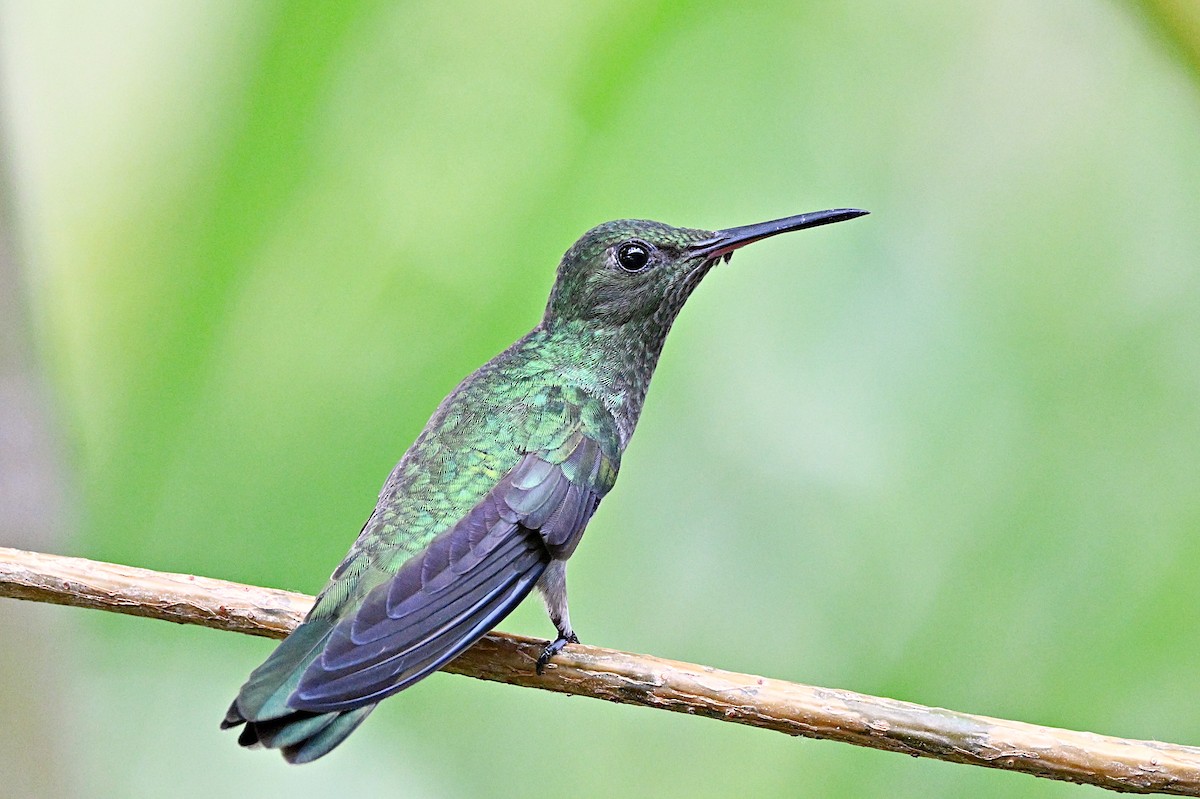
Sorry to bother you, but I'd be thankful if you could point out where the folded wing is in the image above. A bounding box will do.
[288,429,615,713]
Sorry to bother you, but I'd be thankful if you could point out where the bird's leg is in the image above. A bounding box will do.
[534,560,578,674]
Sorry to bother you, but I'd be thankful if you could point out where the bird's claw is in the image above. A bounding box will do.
[535,632,579,675]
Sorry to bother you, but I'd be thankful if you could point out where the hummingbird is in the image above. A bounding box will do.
[221,208,867,763]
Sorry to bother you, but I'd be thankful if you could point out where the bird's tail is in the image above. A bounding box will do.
[220,616,375,764]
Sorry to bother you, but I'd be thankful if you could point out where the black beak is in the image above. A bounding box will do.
[690,208,868,259]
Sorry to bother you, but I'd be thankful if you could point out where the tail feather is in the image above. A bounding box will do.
[221,614,376,758]
[253,710,336,750]
[281,706,374,765]
[229,617,336,723]
[221,449,584,762]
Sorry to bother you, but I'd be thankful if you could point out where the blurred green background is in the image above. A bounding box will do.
[2,1,1199,796]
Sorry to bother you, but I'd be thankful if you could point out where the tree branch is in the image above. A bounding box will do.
[1,546,1197,794]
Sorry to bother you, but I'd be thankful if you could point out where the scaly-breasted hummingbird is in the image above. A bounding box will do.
[222,208,868,762]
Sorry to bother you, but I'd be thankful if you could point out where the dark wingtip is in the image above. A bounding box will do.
[237,724,263,748]
[220,700,246,730]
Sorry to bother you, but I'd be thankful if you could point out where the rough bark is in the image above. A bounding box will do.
[2,545,1198,795]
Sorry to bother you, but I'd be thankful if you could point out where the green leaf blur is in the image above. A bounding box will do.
[2,2,1199,797]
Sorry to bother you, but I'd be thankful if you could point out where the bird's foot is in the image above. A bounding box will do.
[535,632,579,675]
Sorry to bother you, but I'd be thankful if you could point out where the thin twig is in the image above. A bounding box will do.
[1,546,1197,794]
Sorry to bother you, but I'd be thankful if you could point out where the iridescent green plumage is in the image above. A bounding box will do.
[222,209,867,762]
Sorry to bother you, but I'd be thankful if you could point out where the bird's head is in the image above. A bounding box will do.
[543,209,867,333]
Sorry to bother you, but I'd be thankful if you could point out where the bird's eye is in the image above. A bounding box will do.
[617,242,651,272]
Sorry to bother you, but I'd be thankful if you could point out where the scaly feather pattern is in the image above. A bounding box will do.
[221,210,866,761]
